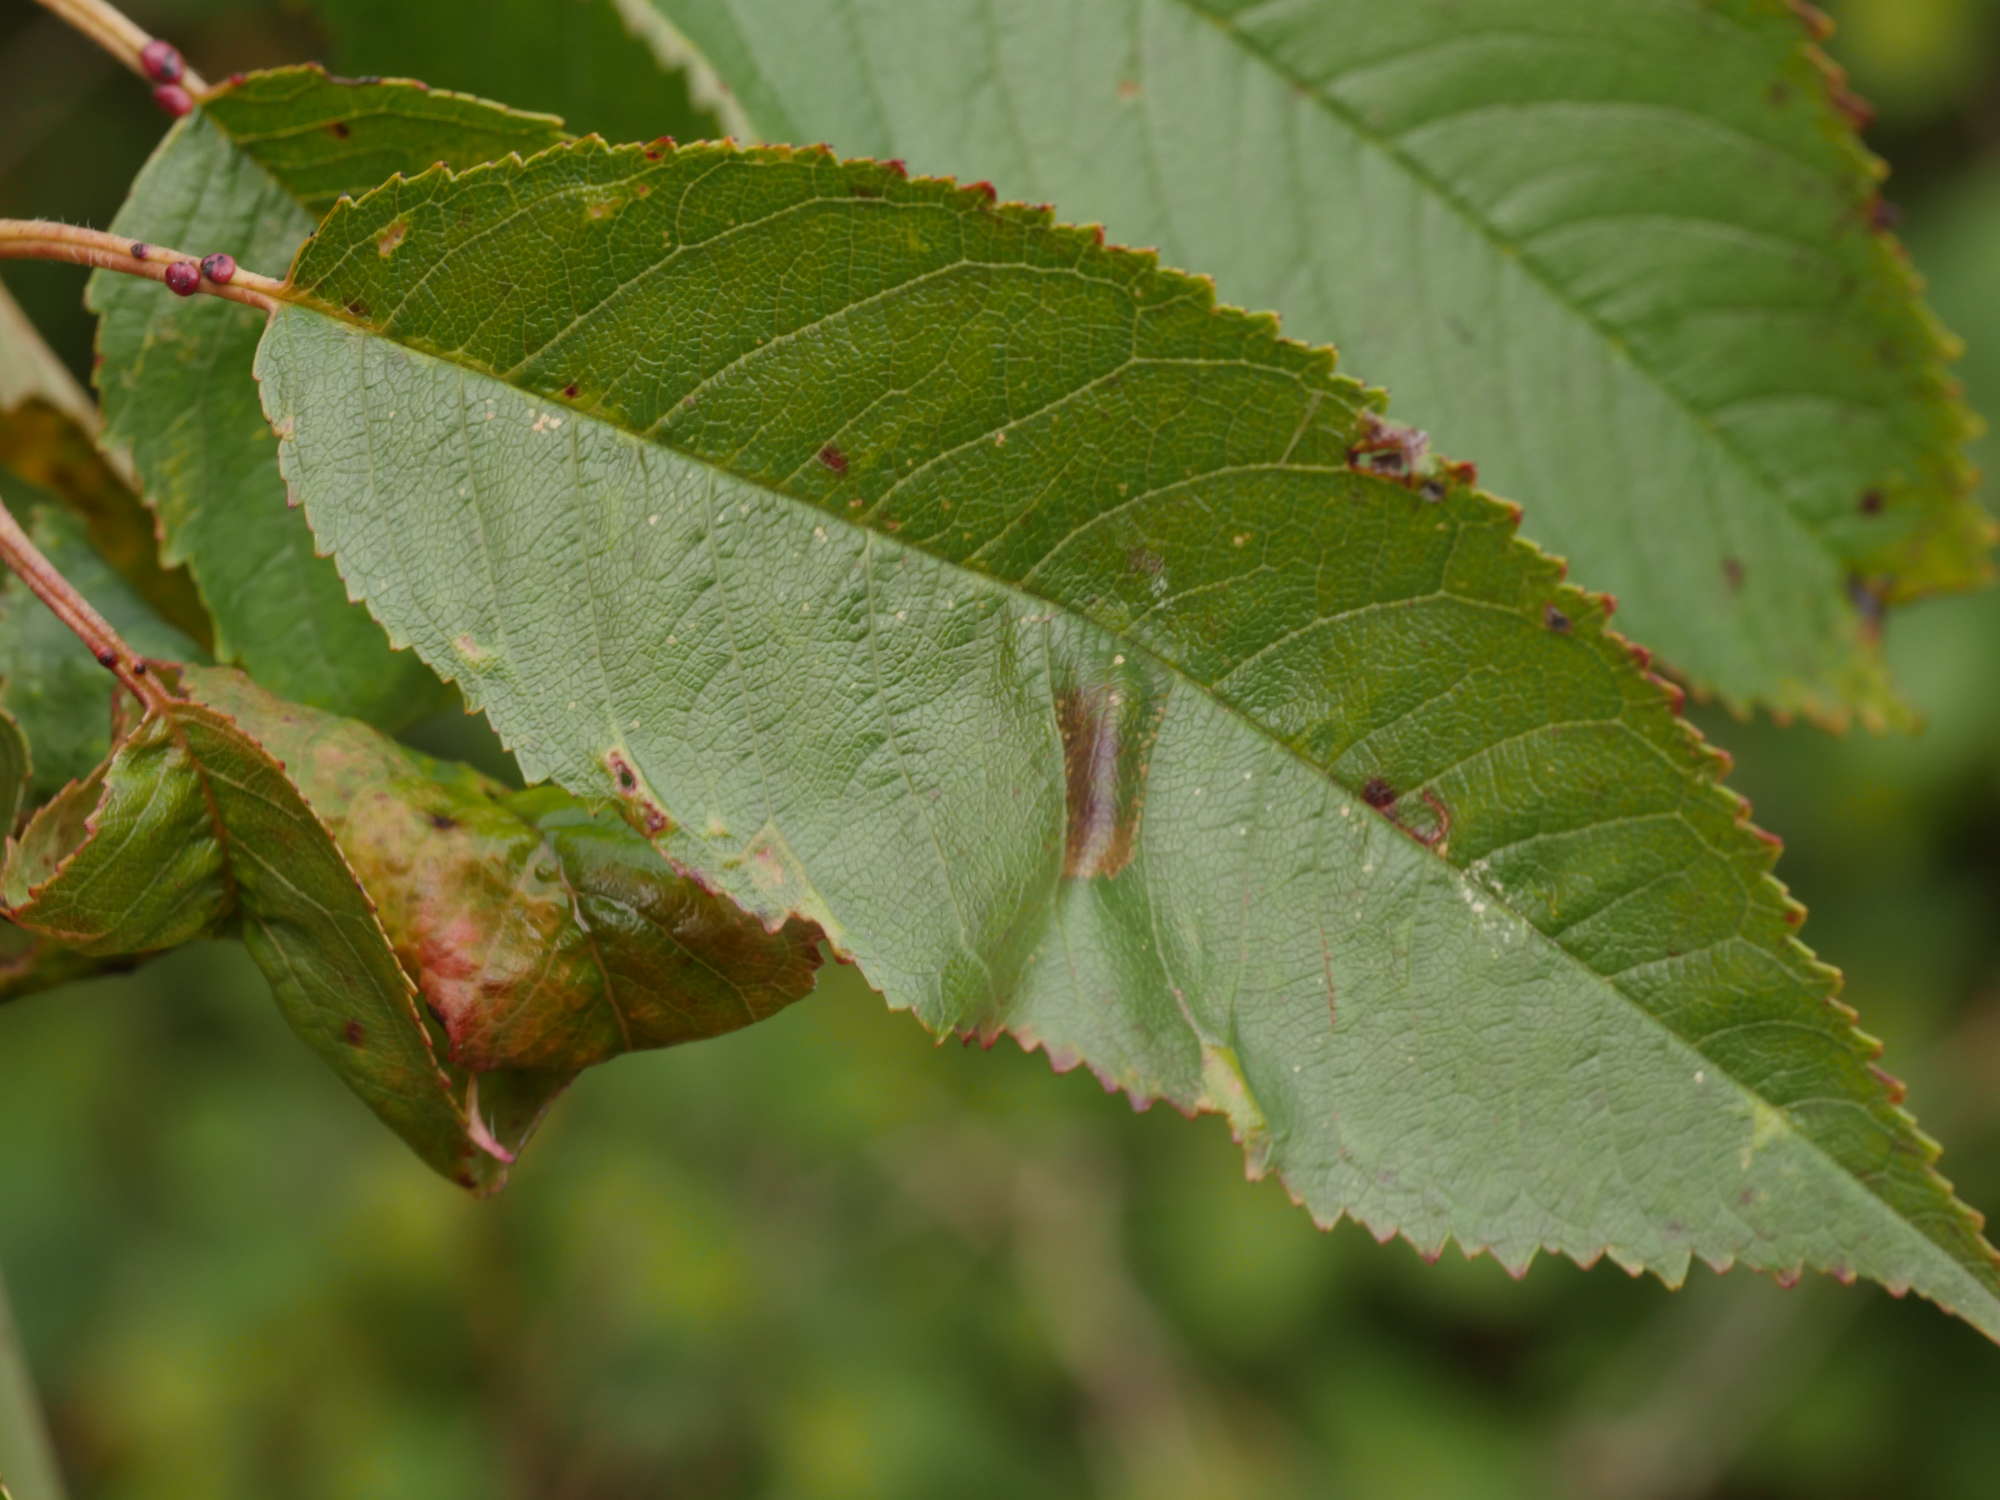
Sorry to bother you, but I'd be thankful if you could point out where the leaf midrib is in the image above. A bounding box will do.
[268,292,1989,1302]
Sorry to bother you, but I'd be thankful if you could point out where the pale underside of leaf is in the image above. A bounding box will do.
[638,0,1992,725]
[253,140,1999,1336]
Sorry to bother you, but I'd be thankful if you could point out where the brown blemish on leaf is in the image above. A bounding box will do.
[1544,604,1571,633]
[1860,489,1885,515]
[329,120,351,138]
[1116,78,1142,101]
[1722,557,1745,593]
[817,444,848,475]
[427,811,457,831]
[344,1020,366,1047]
[1361,777,1397,809]
[1056,662,1167,881]
[345,297,370,318]
[1346,412,1430,481]
[376,219,407,257]
[1402,788,1452,851]
[604,750,673,836]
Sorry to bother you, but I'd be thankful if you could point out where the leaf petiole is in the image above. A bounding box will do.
[0,221,279,313]
[32,0,208,96]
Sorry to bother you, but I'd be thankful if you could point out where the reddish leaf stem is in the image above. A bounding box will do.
[33,0,209,95]
[0,220,280,313]
[0,490,171,714]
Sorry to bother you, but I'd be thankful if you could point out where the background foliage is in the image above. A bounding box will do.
[2,1,1999,1495]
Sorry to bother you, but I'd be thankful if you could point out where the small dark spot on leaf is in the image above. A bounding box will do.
[329,120,351,138]
[427,811,457,831]
[609,753,638,793]
[1362,777,1396,809]
[344,1020,366,1047]
[1848,574,1887,640]
[1722,557,1745,593]
[1127,545,1164,576]
[1859,488,1884,515]
[1544,604,1571,633]
[817,444,848,475]
[345,298,370,317]
[563,383,579,398]
[1867,195,1900,231]
[1418,479,1446,502]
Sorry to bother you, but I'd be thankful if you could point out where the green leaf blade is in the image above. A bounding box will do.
[637,0,1992,723]
[255,141,2000,1332]
[87,67,567,727]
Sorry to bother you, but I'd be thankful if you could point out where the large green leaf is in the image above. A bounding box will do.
[634,0,1991,725]
[87,67,567,726]
[251,140,2000,1333]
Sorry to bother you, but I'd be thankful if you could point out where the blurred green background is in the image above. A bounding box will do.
[4,1,2000,1495]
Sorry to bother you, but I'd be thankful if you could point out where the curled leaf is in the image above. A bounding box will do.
[186,667,823,1074]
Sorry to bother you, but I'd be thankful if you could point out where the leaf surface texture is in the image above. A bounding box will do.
[251,141,2000,1331]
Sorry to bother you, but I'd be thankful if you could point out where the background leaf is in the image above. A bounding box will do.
[306,0,719,148]
[633,0,1991,724]
[0,705,24,836]
[254,139,2000,1333]
[86,66,567,726]
[0,494,199,806]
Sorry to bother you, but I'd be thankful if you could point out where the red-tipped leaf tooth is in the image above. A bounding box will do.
[882,158,907,177]
[1868,1065,1910,1105]
[1787,0,1836,41]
